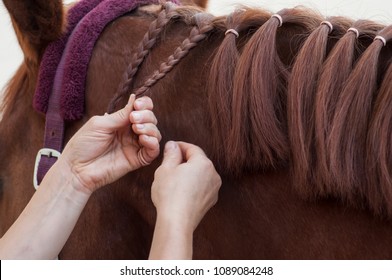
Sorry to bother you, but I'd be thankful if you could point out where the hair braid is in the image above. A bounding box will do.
[107,2,177,112]
[134,13,214,96]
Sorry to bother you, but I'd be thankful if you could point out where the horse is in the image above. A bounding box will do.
[1,0,392,259]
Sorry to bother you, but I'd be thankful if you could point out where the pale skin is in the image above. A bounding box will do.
[0,94,221,260]
[149,141,222,260]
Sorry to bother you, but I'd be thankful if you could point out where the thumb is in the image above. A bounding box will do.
[161,141,183,168]
[105,94,136,129]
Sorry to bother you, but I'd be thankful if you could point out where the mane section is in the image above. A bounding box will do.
[228,7,321,171]
[366,30,392,215]
[287,16,352,196]
[207,8,271,171]
[328,25,392,207]
[107,2,179,113]
[314,20,383,194]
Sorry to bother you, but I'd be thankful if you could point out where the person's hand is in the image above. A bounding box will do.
[61,94,161,193]
[151,141,222,232]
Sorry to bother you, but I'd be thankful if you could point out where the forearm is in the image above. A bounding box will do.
[149,215,194,260]
[0,159,90,259]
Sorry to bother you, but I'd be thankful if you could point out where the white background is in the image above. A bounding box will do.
[1,0,392,96]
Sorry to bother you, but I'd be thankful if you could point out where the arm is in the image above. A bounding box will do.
[149,141,222,260]
[0,159,90,259]
[0,95,161,259]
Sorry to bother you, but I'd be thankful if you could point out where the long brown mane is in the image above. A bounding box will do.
[105,5,392,216]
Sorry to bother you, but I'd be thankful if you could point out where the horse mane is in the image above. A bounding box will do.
[288,16,353,194]
[4,3,392,216]
[314,20,383,194]
[1,65,30,117]
[108,4,392,215]
[107,3,211,111]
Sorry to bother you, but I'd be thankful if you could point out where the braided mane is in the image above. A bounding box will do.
[108,4,392,216]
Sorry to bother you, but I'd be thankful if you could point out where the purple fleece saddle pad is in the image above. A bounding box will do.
[34,0,178,120]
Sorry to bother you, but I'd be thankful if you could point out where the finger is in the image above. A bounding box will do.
[161,141,183,168]
[138,135,160,165]
[132,123,162,141]
[105,94,135,129]
[129,110,158,125]
[134,96,153,111]
[176,141,207,161]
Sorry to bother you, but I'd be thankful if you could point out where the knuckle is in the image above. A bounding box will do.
[157,130,162,141]
[202,158,215,170]
[215,175,222,188]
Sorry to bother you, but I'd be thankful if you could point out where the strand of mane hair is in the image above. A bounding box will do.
[229,7,321,170]
[366,46,392,216]
[1,65,31,117]
[287,16,352,197]
[107,2,178,113]
[206,8,270,172]
[133,9,214,96]
[328,25,392,204]
[314,20,383,195]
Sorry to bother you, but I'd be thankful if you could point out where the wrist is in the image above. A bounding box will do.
[155,211,195,236]
[45,157,93,199]
[150,213,194,260]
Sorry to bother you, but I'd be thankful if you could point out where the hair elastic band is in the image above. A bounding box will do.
[374,35,387,47]
[271,14,283,27]
[320,21,333,34]
[347,27,359,38]
[225,29,239,38]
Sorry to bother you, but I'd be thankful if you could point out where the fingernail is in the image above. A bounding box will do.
[134,99,143,108]
[131,112,141,121]
[165,141,177,152]
[136,124,144,129]
[128,94,135,103]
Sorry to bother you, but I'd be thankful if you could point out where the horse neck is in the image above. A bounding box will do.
[87,8,319,174]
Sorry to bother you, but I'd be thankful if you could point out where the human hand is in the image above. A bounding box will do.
[151,141,222,232]
[61,94,161,193]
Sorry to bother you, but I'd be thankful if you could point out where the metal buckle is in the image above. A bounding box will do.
[33,148,61,190]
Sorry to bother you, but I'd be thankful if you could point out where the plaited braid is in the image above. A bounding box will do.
[134,12,214,96]
[107,2,178,113]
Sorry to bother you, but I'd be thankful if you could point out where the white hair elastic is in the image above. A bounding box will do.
[320,21,333,34]
[225,29,239,38]
[271,14,283,27]
[347,27,359,38]
[374,35,387,47]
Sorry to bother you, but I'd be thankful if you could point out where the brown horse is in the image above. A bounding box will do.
[1,0,392,259]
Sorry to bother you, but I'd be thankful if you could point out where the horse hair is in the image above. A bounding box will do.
[287,16,353,197]
[328,25,392,212]
[107,2,177,113]
[314,20,383,195]
[366,35,392,215]
[228,8,322,171]
[207,8,271,170]
[133,11,215,96]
